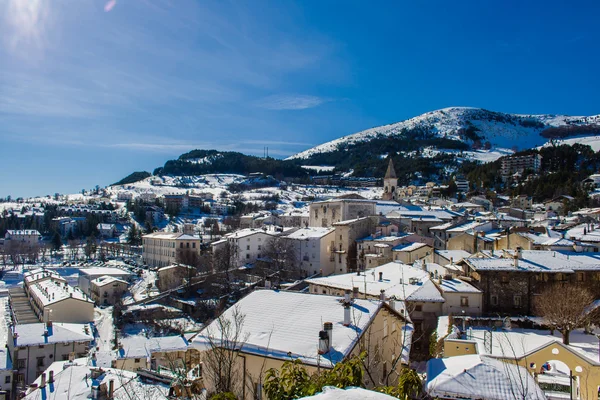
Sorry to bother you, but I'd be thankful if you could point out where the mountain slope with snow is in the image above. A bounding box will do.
[288,107,600,161]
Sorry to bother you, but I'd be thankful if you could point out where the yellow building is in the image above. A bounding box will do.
[142,232,201,268]
[442,327,600,399]
[193,290,412,400]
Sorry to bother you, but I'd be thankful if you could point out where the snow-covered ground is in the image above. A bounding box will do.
[287,107,600,160]
[540,135,600,152]
[124,270,159,304]
[93,306,115,368]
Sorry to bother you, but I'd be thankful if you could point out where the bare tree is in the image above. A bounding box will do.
[263,236,297,273]
[534,283,596,344]
[39,243,49,264]
[213,241,237,285]
[68,239,79,260]
[201,306,248,397]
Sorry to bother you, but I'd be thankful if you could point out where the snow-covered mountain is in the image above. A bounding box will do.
[288,107,600,162]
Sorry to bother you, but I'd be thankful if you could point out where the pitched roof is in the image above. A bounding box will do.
[426,355,545,400]
[384,159,397,179]
[307,262,444,302]
[13,323,93,346]
[193,290,384,368]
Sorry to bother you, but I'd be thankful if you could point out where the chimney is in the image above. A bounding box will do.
[389,298,396,310]
[264,277,271,290]
[323,322,333,352]
[49,370,54,384]
[352,287,359,300]
[450,257,453,265]
[109,380,115,399]
[40,372,46,388]
[516,246,523,259]
[343,303,351,326]
[344,289,351,303]
[378,272,383,281]
[318,330,329,354]
[421,259,426,271]
[380,289,386,301]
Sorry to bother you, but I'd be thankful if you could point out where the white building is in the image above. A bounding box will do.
[285,227,336,276]
[142,232,201,268]
[114,335,191,372]
[3,230,41,252]
[23,359,169,400]
[97,223,117,238]
[225,228,280,266]
[9,322,93,385]
[78,267,132,296]
[90,276,129,306]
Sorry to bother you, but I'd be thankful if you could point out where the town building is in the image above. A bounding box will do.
[97,223,117,238]
[78,267,132,296]
[500,153,542,178]
[193,290,411,398]
[90,276,129,306]
[113,335,195,373]
[3,230,41,253]
[381,159,398,201]
[9,322,93,385]
[157,264,197,291]
[392,242,432,264]
[23,358,171,400]
[425,354,545,400]
[461,249,600,315]
[142,232,201,268]
[309,198,376,228]
[285,227,336,276]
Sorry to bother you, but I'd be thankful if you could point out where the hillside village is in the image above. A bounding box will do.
[3,151,600,400]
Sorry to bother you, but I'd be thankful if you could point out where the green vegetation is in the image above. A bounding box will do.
[112,171,151,186]
[154,150,309,179]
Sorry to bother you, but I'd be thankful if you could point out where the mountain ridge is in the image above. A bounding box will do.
[287,107,600,161]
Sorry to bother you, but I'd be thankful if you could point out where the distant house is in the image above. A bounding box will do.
[114,335,194,373]
[90,276,129,306]
[544,195,575,214]
[97,223,117,238]
[157,264,197,291]
[4,230,41,252]
[78,267,132,296]
[142,232,201,268]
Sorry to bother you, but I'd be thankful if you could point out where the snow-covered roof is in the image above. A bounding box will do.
[226,228,278,239]
[142,231,199,240]
[24,268,65,285]
[13,323,93,346]
[446,221,487,233]
[468,327,600,366]
[437,278,482,294]
[6,229,40,236]
[307,262,444,303]
[333,217,371,226]
[392,242,428,252]
[23,359,169,400]
[117,335,189,359]
[434,249,471,263]
[79,267,131,278]
[299,387,398,400]
[429,222,454,231]
[426,354,546,400]
[286,227,335,240]
[92,275,128,287]
[28,278,93,306]
[465,250,600,272]
[193,290,385,368]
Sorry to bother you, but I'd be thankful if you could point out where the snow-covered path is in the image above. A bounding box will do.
[93,306,115,368]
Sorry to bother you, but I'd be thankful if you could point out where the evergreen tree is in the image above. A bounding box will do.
[51,232,62,252]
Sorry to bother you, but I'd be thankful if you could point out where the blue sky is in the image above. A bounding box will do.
[1,0,599,198]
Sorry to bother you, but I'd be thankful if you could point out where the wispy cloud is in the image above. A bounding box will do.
[255,94,330,110]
